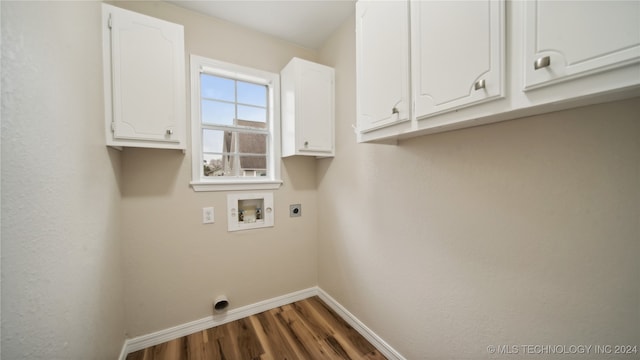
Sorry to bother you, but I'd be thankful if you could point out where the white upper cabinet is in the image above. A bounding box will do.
[281,58,335,157]
[412,0,504,119]
[354,0,640,143]
[523,1,640,91]
[355,0,411,134]
[102,4,186,149]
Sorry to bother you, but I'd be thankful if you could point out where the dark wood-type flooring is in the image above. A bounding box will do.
[126,296,387,360]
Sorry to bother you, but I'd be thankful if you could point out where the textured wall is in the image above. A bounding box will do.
[318,16,640,359]
[111,1,321,337]
[1,1,125,358]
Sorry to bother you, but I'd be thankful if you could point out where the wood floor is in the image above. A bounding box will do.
[126,296,387,360]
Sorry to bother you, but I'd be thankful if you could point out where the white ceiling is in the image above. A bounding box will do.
[167,0,356,49]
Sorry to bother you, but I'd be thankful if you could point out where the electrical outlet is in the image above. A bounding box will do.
[202,207,214,224]
[290,204,301,217]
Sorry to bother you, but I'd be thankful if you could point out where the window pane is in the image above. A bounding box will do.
[201,74,234,101]
[237,105,266,123]
[237,81,266,106]
[238,133,267,155]
[202,129,229,153]
[202,100,235,126]
[203,153,238,177]
[203,154,225,177]
[239,156,267,176]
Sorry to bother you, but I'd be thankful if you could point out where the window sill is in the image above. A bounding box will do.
[190,179,283,192]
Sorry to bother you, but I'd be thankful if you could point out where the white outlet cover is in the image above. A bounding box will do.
[202,207,214,224]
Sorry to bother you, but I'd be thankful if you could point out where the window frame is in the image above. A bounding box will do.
[190,55,282,192]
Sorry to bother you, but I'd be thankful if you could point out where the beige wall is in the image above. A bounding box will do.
[111,1,320,337]
[1,1,125,358]
[318,16,640,359]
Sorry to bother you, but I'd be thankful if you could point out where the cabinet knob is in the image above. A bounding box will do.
[534,56,551,70]
[304,141,309,147]
[474,79,486,91]
[166,129,173,135]
[391,99,402,116]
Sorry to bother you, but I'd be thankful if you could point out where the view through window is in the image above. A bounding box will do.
[201,74,269,177]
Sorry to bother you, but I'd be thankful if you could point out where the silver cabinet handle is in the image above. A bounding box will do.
[391,99,402,116]
[534,56,551,70]
[474,79,486,90]
[166,129,173,135]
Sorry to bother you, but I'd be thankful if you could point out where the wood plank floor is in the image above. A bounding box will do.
[126,296,387,360]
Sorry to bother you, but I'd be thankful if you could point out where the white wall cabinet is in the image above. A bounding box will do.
[355,0,640,143]
[411,0,504,119]
[355,0,411,135]
[523,0,640,91]
[102,4,186,150]
[281,58,335,157]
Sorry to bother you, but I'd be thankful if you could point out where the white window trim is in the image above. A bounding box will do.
[190,55,282,192]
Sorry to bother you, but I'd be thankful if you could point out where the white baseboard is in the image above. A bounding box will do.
[117,342,127,360]
[119,287,317,359]
[119,286,405,360]
[316,288,407,360]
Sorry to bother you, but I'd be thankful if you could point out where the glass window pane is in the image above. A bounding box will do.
[204,153,237,177]
[237,81,266,106]
[239,156,267,176]
[237,105,266,123]
[202,100,235,126]
[203,154,225,177]
[202,129,230,153]
[201,74,234,101]
[237,133,267,155]
[203,131,268,178]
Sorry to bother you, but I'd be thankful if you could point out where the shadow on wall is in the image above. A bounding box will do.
[119,148,323,196]
[120,147,186,197]
[282,156,323,191]
[107,146,124,196]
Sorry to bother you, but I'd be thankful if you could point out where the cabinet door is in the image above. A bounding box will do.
[104,4,185,148]
[412,0,504,120]
[355,0,410,133]
[524,1,640,90]
[298,63,334,154]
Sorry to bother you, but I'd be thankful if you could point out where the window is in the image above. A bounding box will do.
[190,55,282,191]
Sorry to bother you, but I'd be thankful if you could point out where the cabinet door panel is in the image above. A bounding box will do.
[356,0,410,132]
[413,0,504,119]
[524,1,640,90]
[298,65,333,152]
[110,9,183,143]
